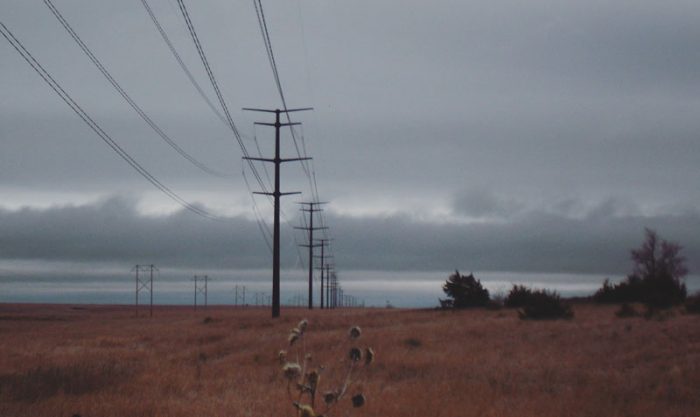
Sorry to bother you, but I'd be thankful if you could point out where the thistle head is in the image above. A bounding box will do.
[282,362,302,380]
[348,347,362,362]
[288,329,300,346]
[365,347,375,365]
[323,390,338,405]
[349,326,362,339]
[298,319,309,333]
[293,402,316,417]
[305,369,320,389]
[351,393,366,408]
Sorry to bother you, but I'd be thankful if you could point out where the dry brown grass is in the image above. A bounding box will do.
[0,303,699,417]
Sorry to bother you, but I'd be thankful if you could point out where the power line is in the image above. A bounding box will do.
[175,0,307,267]
[242,165,273,253]
[252,0,331,248]
[139,0,229,128]
[0,21,216,220]
[43,0,232,179]
[175,0,269,195]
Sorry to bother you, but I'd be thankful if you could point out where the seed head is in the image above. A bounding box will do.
[278,350,287,364]
[349,326,362,339]
[288,330,300,346]
[293,402,316,417]
[298,319,309,333]
[323,391,338,405]
[351,393,366,408]
[348,347,362,362]
[282,362,302,380]
[365,347,375,365]
[305,369,320,389]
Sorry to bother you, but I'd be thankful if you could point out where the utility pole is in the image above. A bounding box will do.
[314,240,332,309]
[234,284,247,306]
[242,107,312,318]
[193,275,209,310]
[132,264,157,317]
[296,202,327,309]
[326,264,331,308]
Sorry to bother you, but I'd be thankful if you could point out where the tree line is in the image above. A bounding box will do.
[440,228,698,319]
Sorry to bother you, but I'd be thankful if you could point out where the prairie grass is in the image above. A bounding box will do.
[0,303,698,416]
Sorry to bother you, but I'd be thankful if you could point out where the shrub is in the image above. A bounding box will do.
[595,229,688,309]
[615,303,639,318]
[685,292,700,314]
[504,284,536,308]
[440,270,490,309]
[517,289,573,320]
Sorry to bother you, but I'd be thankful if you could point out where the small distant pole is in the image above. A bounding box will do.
[296,202,327,309]
[132,264,157,317]
[326,264,331,308]
[149,264,154,317]
[193,275,209,310]
[135,266,139,316]
[314,240,332,309]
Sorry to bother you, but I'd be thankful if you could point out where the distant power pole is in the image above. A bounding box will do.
[132,264,157,317]
[242,107,312,318]
[193,275,209,310]
[296,202,327,309]
[234,284,247,306]
[326,264,334,308]
[314,240,332,309]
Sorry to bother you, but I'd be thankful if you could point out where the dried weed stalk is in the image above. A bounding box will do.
[280,320,374,417]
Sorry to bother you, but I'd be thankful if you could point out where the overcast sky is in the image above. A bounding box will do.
[1,0,699,281]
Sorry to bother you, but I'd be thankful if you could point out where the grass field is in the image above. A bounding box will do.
[0,303,699,417]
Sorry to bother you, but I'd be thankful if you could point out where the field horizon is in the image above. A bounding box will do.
[1,302,699,417]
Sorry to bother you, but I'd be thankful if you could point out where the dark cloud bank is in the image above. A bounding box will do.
[0,196,697,277]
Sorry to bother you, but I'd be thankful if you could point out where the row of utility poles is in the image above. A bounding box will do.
[131,267,360,314]
[133,108,349,318]
[243,107,350,318]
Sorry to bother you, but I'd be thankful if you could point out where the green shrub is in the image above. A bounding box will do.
[595,229,688,310]
[439,270,490,309]
[517,289,573,320]
[615,303,639,318]
[685,292,700,314]
[504,284,536,308]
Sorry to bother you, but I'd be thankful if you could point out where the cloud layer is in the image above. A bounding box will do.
[0,197,697,277]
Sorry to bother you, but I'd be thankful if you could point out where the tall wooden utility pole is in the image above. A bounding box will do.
[242,107,312,318]
[296,202,327,309]
[314,239,332,309]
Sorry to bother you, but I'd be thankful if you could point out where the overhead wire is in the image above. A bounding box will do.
[140,0,275,196]
[0,21,217,220]
[242,166,273,253]
[139,0,229,128]
[175,0,306,267]
[253,1,329,236]
[175,0,270,196]
[253,0,334,273]
[43,0,232,179]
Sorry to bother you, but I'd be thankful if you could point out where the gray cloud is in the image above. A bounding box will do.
[0,197,697,277]
[2,0,700,286]
[452,188,524,218]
